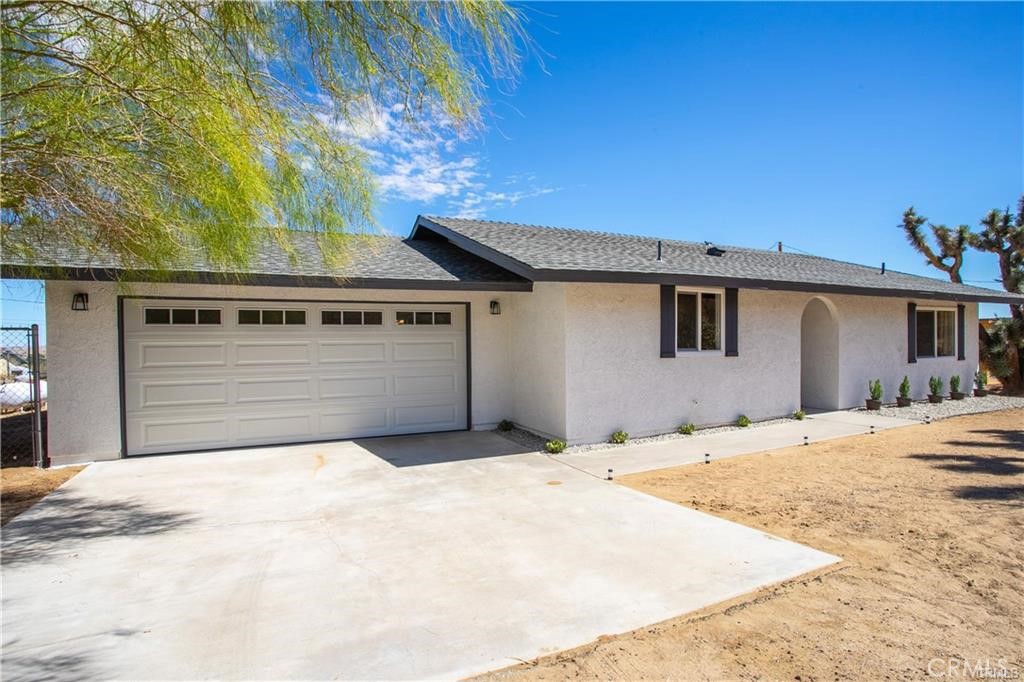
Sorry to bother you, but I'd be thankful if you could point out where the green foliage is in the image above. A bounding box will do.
[929,375,944,396]
[975,370,988,390]
[736,415,751,427]
[950,375,961,393]
[497,419,514,432]
[792,410,806,421]
[610,430,628,444]
[677,422,696,435]
[898,375,911,399]
[868,379,883,401]
[1,1,527,272]
[544,439,566,454]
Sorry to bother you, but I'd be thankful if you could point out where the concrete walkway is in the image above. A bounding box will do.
[555,410,920,478]
[1,432,838,681]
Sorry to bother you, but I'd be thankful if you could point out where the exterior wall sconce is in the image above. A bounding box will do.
[489,300,501,315]
[71,293,89,311]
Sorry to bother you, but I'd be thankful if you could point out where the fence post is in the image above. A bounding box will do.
[30,324,47,468]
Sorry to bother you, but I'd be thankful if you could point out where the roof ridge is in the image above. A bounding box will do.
[425,215,771,253]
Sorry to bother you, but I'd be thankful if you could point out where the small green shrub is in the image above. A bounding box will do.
[975,370,988,390]
[950,375,961,393]
[898,375,911,399]
[868,379,883,401]
[793,409,806,420]
[929,375,944,396]
[497,419,514,432]
[736,415,751,427]
[610,430,628,444]
[678,422,696,435]
[544,439,567,454]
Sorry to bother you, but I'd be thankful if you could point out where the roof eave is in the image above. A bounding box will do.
[526,268,1021,304]
[0,264,534,292]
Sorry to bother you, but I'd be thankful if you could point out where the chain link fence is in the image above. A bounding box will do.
[1,325,47,467]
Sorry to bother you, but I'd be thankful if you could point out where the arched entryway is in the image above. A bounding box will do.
[800,297,840,410]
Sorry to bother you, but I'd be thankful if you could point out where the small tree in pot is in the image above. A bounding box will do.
[897,376,912,407]
[949,375,966,400]
[974,370,989,397]
[928,376,944,403]
[866,379,883,410]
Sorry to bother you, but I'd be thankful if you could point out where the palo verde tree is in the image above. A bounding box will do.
[901,197,1024,393]
[1,1,527,272]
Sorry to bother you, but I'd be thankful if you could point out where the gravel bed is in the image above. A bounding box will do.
[852,394,1024,422]
[496,417,798,455]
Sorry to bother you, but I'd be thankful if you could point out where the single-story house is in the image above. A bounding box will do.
[4,215,1022,466]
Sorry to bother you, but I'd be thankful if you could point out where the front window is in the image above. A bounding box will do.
[677,290,721,351]
[916,308,956,358]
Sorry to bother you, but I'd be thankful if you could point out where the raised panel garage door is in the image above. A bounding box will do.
[122,299,468,456]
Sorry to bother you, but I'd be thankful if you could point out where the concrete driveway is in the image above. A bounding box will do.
[2,432,837,681]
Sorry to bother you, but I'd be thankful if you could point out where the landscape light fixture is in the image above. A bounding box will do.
[71,293,89,311]
[489,300,501,315]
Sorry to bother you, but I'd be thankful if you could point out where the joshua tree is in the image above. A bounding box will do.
[900,197,1024,394]
[900,207,970,284]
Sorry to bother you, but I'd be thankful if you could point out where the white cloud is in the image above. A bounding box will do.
[314,95,558,218]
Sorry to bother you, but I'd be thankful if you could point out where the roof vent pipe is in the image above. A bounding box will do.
[881,262,886,275]
[657,240,663,261]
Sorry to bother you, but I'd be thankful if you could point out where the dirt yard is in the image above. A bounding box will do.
[481,409,1023,681]
[1,465,83,526]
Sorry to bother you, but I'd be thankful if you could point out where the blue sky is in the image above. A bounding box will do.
[3,1,1022,339]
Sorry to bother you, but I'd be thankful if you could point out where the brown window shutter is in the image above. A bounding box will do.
[907,302,917,364]
[957,304,966,361]
[660,285,676,358]
[725,288,739,357]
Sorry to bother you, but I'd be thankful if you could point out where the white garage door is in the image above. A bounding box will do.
[122,299,468,456]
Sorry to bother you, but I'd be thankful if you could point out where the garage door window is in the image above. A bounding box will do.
[322,310,384,326]
[238,309,307,325]
[395,311,452,326]
[145,307,222,325]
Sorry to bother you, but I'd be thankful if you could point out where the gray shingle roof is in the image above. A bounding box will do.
[1,230,531,291]
[416,216,1024,304]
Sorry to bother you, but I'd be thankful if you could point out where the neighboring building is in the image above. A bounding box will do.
[4,215,1022,465]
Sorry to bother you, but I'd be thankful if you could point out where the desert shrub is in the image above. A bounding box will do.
[610,430,628,444]
[868,379,883,401]
[544,439,567,454]
[950,375,962,393]
[929,375,944,396]
[899,376,911,399]
[975,370,988,389]
[736,415,751,427]
[793,410,806,420]
[497,419,514,432]
[678,422,696,435]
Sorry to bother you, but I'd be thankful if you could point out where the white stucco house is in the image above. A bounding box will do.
[4,215,1021,466]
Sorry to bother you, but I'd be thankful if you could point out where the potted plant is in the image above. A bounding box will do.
[866,379,883,410]
[949,375,965,401]
[896,376,912,408]
[974,370,989,397]
[928,376,944,404]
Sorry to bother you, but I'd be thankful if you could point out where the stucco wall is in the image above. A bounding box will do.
[562,284,801,442]
[559,283,978,443]
[44,280,514,464]
[836,295,977,407]
[505,283,567,439]
[43,279,980,460]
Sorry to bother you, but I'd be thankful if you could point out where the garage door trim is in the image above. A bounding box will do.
[116,295,472,458]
